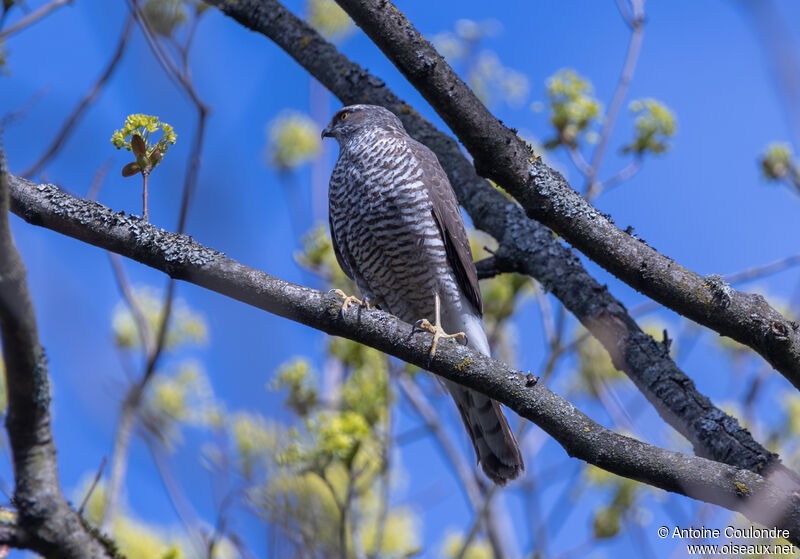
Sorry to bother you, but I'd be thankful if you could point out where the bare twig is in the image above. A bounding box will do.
[147,439,207,558]
[368,378,392,559]
[78,456,107,517]
[396,373,512,559]
[109,253,153,354]
[86,158,114,202]
[592,156,642,197]
[454,485,498,559]
[585,0,645,200]
[566,145,593,176]
[0,0,72,41]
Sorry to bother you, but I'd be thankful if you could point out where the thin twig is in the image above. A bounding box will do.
[147,438,207,558]
[566,145,593,176]
[78,456,107,517]
[395,374,506,558]
[108,253,153,354]
[0,0,72,41]
[368,376,392,559]
[454,485,498,559]
[585,0,645,200]
[592,157,642,197]
[0,87,48,129]
[86,158,114,202]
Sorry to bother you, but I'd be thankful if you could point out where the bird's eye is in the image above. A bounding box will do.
[339,112,349,121]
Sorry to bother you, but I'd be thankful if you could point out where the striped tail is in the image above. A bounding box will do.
[445,311,524,485]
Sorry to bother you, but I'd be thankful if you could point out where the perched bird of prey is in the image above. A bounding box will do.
[322,104,523,485]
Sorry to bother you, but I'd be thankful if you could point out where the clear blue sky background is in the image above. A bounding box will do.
[2,0,800,557]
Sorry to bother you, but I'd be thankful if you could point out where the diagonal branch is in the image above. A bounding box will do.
[202,0,787,480]
[7,175,800,543]
[330,0,800,391]
[0,0,73,41]
[0,143,118,556]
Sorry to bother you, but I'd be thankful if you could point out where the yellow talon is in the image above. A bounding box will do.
[414,292,466,361]
[330,289,368,313]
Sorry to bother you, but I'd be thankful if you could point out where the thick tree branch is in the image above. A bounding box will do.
[0,148,118,556]
[330,0,800,391]
[8,176,800,542]
[202,0,786,480]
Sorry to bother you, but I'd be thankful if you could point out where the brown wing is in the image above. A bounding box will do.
[410,139,483,316]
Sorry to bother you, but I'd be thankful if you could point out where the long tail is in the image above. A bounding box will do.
[445,311,524,485]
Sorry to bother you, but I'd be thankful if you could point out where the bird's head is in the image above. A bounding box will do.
[321,105,404,142]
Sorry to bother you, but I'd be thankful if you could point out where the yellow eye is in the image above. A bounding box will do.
[339,112,349,121]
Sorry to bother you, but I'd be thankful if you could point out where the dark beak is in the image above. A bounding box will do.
[321,126,332,139]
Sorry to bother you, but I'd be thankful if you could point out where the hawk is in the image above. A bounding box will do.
[322,104,523,485]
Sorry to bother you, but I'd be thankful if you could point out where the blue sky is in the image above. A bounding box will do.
[2,0,800,557]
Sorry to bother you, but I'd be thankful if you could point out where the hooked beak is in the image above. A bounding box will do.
[321,126,333,139]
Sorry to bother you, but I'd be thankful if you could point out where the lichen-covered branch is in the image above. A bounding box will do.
[330,0,800,391]
[202,0,786,479]
[0,146,118,557]
[8,175,800,542]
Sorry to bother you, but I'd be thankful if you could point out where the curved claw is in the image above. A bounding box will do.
[329,288,364,315]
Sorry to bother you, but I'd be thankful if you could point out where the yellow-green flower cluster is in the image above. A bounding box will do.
[265,110,321,171]
[306,0,354,40]
[584,464,644,539]
[110,113,177,160]
[231,412,276,477]
[624,98,676,155]
[330,338,390,426]
[760,142,798,182]
[316,410,370,464]
[271,357,318,416]
[142,0,188,37]
[545,68,602,148]
[142,361,220,444]
[111,286,206,351]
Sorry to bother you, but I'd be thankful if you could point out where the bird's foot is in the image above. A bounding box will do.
[329,289,369,314]
[414,318,467,361]
[413,292,467,365]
